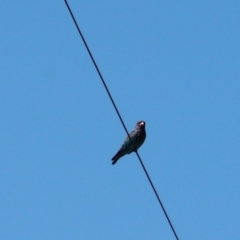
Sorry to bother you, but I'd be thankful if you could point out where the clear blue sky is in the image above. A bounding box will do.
[1,1,239,239]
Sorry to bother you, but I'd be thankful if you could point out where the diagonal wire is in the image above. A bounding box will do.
[64,1,179,239]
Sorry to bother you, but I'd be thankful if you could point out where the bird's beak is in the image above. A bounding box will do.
[139,122,144,125]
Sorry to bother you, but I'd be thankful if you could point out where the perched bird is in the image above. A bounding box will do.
[111,121,146,165]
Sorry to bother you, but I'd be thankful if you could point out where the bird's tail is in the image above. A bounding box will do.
[111,149,125,165]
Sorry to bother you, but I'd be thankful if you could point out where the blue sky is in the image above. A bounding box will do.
[1,1,240,239]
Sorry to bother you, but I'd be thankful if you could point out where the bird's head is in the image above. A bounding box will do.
[136,121,146,130]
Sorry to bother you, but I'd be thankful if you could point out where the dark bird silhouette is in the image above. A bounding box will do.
[111,121,146,165]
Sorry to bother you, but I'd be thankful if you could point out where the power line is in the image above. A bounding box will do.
[64,1,179,239]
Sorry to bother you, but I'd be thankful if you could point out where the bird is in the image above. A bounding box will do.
[111,121,146,165]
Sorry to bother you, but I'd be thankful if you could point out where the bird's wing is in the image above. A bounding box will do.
[123,130,138,149]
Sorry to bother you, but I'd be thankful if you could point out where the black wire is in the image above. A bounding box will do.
[64,1,179,239]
